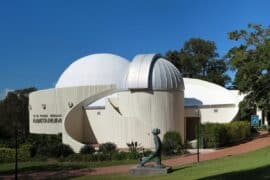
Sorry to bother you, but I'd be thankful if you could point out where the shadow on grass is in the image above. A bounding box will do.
[171,165,192,173]
[198,164,270,180]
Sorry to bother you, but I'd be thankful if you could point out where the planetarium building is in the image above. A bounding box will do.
[29,53,243,152]
[29,54,185,152]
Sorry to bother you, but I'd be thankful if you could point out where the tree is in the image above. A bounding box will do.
[165,38,230,86]
[227,23,270,122]
[0,87,37,146]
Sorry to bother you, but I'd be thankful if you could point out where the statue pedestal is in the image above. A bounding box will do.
[129,165,172,176]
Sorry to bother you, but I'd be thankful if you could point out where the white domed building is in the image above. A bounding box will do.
[29,54,185,152]
[29,53,245,152]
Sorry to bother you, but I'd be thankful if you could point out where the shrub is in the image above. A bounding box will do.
[0,143,8,148]
[0,144,32,163]
[80,145,95,154]
[200,121,251,148]
[261,125,267,131]
[53,143,74,157]
[95,152,110,161]
[226,121,251,144]
[27,134,62,157]
[111,151,127,160]
[64,154,97,162]
[200,123,228,148]
[98,142,117,160]
[126,141,142,153]
[0,147,15,163]
[99,142,117,154]
[18,144,32,161]
[127,152,140,160]
[99,142,116,153]
[162,131,183,155]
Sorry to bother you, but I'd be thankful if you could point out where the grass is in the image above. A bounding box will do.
[75,146,270,180]
[0,159,137,175]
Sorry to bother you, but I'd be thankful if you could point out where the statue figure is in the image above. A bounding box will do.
[139,128,163,168]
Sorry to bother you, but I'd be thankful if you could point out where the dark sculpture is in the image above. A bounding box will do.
[139,128,163,168]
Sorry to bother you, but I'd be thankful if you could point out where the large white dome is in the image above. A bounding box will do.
[56,53,130,88]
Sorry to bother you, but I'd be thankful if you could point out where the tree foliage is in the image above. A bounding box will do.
[165,38,230,86]
[227,24,270,113]
[0,87,37,146]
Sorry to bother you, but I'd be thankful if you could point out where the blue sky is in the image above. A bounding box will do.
[1,0,270,98]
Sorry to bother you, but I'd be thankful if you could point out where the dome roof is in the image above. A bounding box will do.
[56,53,184,91]
[55,53,130,88]
[152,58,184,90]
[124,54,184,90]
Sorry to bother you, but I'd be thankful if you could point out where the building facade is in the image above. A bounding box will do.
[29,54,185,152]
[29,53,244,152]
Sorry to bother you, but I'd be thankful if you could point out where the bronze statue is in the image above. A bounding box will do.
[139,128,164,168]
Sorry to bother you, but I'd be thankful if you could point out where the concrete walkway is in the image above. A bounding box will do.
[1,132,270,179]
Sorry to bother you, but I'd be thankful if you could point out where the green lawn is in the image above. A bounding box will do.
[75,146,270,180]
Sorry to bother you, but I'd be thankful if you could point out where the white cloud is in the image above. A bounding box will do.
[0,88,14,100]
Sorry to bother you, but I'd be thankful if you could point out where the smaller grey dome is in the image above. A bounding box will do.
[124,54,184,91]
[152,58,184,90]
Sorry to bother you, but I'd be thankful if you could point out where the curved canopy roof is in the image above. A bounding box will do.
[184,78,242,106]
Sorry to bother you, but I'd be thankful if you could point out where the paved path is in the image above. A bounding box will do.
[1,132,270,179]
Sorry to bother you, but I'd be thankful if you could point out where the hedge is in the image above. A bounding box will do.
[0,147,15,163]
[18,144,31,161]
[63,151,140,162]
[0,142,75,162]
[225,121,251,144]
[0,144,32,163]
[200,121,251,148]
[200,123,228,148]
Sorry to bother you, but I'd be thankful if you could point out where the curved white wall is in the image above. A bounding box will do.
[199,105,237,123]
[87,90,185,148]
